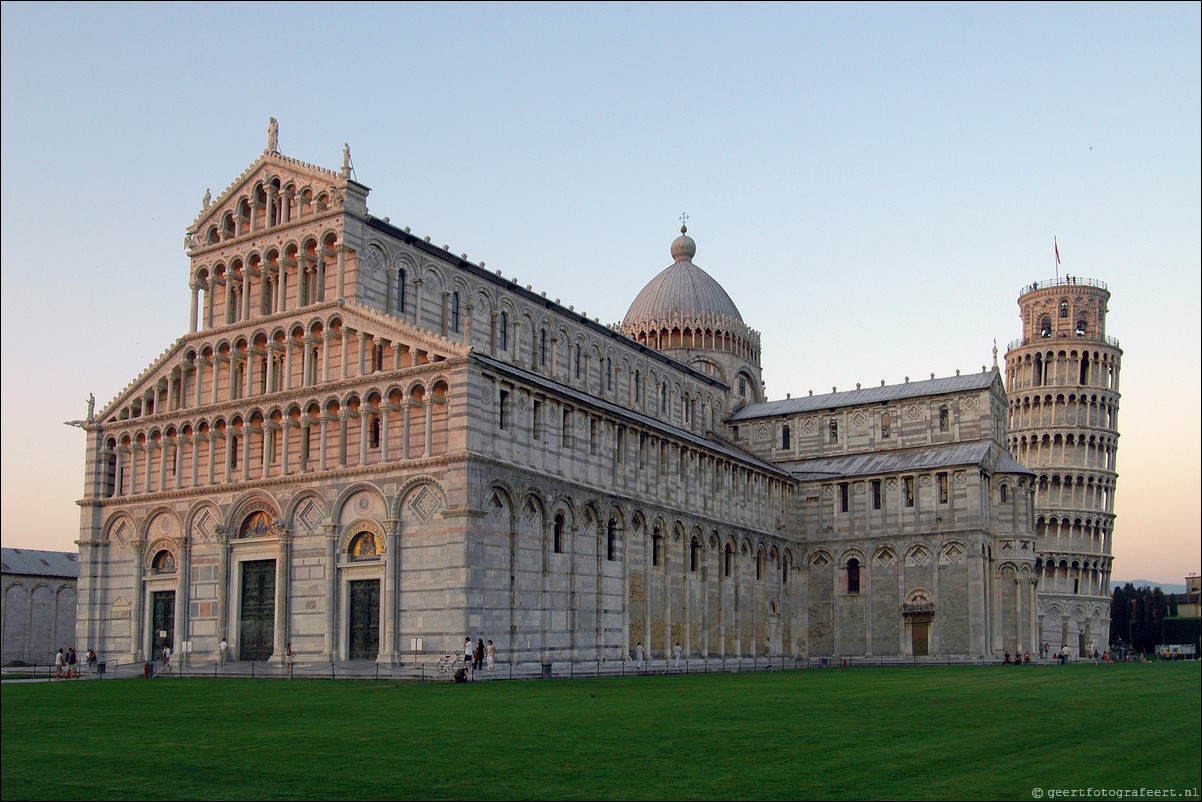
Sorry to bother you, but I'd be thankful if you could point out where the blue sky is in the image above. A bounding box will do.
[2,2,1198,583]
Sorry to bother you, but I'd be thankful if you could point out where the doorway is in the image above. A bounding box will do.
[239,560,275,661]
[348,580,380,660]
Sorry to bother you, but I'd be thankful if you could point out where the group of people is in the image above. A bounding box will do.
[1002,651,1033,664]
[53,647,97,678]
[454,637,496,682]
[464,638,496,671]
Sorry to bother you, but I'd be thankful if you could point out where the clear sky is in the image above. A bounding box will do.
[2,2,1198,585]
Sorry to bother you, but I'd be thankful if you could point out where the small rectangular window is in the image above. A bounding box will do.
[938,472,949,504]
[904,477,915,508]
[532,399,541,440]
[839,482,849,513]
[829,419,839,444]
[871,479,882,510]
[562,408,571,448]
[589,418,598,456]
[498,390,509,430]
[652,534,663,567]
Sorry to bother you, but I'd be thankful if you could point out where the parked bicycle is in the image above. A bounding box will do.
[436,654,465,674]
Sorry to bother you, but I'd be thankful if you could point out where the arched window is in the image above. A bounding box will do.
[553,513,565,554]
[607,519,617,561]
[369,417,381,448]
[781,425,791,450]
[881,412,891,439]
[756,550,764,581]
[1059,300,1069,318]
[847,558,861,594]
[1076,317,1087,336]
[539,328,547,366]
[498,312,508,351]
[349,531,379,560]
[738,376,747,398]
[633,370,641,402]
[1000,484,1010,503]
[152,550,175,574]
[1040,316,1052,338]
[396,268,406,314]
[829,419,838,444]
[451,292,461,333]
[939,405,949,432]
[689,537,701,573]
[652,530,664,567]
[574,345,582,379]
[660,383,668,415]
[724,543,733,577]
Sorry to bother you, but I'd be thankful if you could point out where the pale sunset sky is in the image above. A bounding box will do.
[2,2,1198,585]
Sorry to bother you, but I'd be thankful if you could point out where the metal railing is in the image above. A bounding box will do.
[1019,277,1108,295]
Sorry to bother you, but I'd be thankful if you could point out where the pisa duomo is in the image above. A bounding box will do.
[72,123,1118,666]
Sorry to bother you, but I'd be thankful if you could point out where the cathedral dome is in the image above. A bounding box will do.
[622,228,744,329]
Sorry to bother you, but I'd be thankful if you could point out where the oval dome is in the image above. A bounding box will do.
[623,231,744,328]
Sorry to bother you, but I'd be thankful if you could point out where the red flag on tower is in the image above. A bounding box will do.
[1055,237,1061,265]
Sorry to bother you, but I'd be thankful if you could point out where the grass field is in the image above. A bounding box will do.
[2,662,1199,801]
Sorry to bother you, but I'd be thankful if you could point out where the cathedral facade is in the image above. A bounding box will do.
[75,128,1077,666]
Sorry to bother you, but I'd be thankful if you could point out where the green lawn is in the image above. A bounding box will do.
[3,663,1199,801]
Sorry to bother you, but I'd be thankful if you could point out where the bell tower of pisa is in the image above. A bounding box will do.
[1004,277,1121,656]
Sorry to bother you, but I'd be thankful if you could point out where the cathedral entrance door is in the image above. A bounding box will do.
[151,591,175,659]
[239,560,275,662]
[911,617,931,657]
[348,580,380,660]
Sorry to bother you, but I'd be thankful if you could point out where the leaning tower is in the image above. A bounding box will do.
[1004,277,1121,656]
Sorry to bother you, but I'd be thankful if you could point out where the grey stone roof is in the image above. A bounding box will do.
[732,371,1000,421]
[778,441,1035,481]
[1,547,78,579]
[472,353,789,478]
[623,234,744,327]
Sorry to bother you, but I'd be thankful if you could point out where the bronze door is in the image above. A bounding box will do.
[239,560,275,662]
[151,591,174,658]
[911,619,930,656]
[348,580,380,660]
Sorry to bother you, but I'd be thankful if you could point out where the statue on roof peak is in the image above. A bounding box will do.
[268,117,279,152]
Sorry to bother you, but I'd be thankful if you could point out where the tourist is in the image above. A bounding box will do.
[163,644,171,669]
[55,648,66,678]
[86,648,97,669]
[1059,645,1070,665]
[474,639,485,671]
[464,638,473,671]
[219,638,228,665]
[486,640,495,671]
[1003,651,1012,664]
[673,643,682,667]
[285,643,295,674]
[67,647,79,678]
[1023,651,1032,664]
[635,642,644,669]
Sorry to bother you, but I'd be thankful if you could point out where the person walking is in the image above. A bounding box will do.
[163,644,172,669]
[219,638,228,665]
[635,642,644,669]
[474,639,485,671]
[486,640,496,671]
[673,643,682,667]
[464,638,474,672]
[55,648,66,679]
[67,648,79,678]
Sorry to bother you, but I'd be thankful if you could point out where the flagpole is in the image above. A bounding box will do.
[1054,236,1060,280]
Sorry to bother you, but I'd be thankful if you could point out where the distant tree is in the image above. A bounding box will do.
[1151,587,1169,648]
[1131,591,1149,652]
[1168,592,1179,617]
[1110,585,1131,649]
